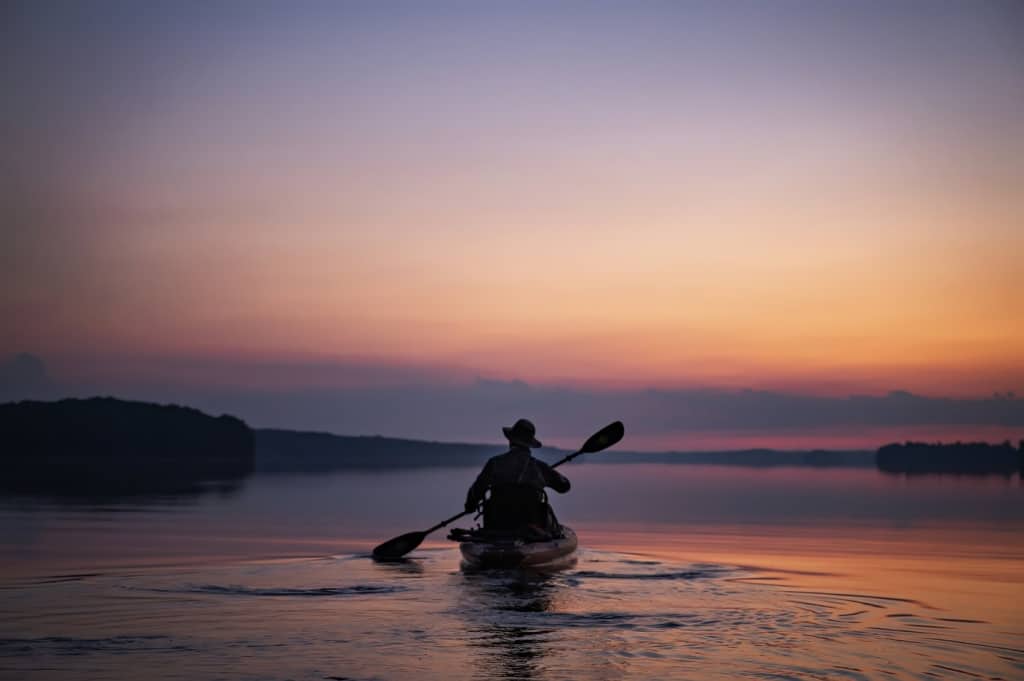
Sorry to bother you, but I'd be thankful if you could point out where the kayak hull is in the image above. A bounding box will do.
[459,526,578,569]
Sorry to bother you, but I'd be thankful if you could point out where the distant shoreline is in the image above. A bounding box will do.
[1,399,1020,497]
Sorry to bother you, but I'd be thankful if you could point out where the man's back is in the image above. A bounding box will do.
[465,445,571,532]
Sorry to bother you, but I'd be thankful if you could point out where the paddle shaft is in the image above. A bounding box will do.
[423,447,589,535]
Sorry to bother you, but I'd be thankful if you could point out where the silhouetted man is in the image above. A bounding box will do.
[465,419,570,537]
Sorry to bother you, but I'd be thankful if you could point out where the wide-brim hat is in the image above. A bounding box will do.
[503,418,542,448]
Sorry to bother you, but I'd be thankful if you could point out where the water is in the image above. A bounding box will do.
[1,464,1022,680]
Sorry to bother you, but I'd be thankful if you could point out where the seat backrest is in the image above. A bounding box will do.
[484,484,548,530]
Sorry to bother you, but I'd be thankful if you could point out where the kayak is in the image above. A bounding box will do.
[452,526,578,569]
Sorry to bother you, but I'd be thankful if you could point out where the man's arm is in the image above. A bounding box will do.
[538,460,570,494]
[465,460,493,512]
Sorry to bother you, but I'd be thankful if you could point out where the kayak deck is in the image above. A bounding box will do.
[450,526,578,568]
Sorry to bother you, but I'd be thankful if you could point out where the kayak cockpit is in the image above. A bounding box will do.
[448,526,578,569]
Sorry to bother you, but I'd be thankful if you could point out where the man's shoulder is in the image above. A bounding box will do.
[487,448,539,466]
[487,449,515,463]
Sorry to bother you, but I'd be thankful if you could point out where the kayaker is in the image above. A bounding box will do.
[464,419,570,538]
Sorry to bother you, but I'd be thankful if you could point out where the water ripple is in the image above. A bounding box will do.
[141,583,409,597]
[571,568,729,581]
[0,635,193,656]
[2,549,1019,680]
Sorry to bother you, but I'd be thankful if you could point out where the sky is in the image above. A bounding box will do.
[2,1,1022,448]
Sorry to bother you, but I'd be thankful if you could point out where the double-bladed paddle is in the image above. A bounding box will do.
[371,420,625,560]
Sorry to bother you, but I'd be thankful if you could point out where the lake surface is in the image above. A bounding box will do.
[1,464,1022,680]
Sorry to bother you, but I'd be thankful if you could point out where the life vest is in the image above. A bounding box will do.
[483,484,552,531]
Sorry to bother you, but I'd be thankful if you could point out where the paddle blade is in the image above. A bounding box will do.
[372,531,426,560]
[579,420,625,453]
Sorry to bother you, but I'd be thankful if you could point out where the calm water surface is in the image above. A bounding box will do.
[1,464,1022,680]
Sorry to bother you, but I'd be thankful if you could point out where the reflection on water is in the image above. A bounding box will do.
[0,478,248,507]
[0,465,1022,680]
[460,571,561,680]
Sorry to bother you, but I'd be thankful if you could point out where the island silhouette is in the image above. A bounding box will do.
[0,397,253,498]
[876,440,1023,476]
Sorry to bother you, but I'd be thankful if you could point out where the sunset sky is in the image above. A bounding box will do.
[3,2,1022,448]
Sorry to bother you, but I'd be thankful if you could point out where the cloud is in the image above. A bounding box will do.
[32,354,1020,448]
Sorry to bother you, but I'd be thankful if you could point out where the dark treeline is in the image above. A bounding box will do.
[585,449,873,468]
[255,430,876,472]
[254,428,495,472]
[0,398,254,497]
[876,440,1024,476]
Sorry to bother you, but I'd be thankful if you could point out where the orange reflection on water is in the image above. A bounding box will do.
[577,522,1024,633]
